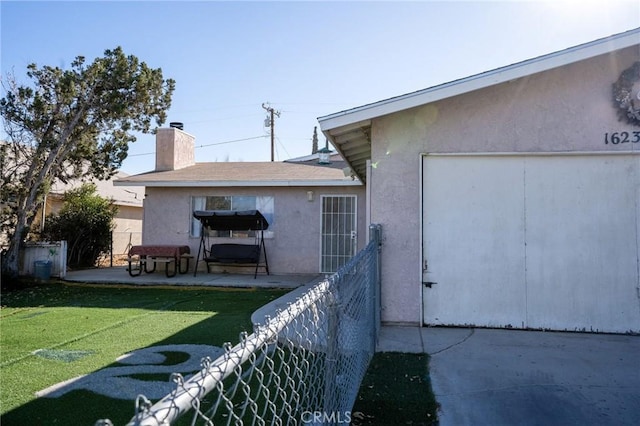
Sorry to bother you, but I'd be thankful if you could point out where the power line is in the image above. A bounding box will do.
[127,135,268,157]
[275,135,291,161]
[196,135,267,149]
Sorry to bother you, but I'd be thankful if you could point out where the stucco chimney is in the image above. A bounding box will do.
[155,126,195,171]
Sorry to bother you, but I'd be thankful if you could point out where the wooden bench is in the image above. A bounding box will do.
[128,254,194,278]
[203,243,268,278]
[127,245,192,278]
[128,256,177,277]
[179,254,194,274]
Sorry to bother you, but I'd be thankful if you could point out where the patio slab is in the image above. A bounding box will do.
[64,266,321,289]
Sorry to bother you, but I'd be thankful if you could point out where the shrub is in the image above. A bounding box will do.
[43,183,118,268]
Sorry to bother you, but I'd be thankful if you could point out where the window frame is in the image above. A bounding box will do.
[190,195,274,239]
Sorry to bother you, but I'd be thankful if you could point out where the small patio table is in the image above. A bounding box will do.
[128,245,192,277]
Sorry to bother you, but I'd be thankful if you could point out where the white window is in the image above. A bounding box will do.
[191,195,274,238]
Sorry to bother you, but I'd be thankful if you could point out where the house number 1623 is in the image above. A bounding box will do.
[604,131,640,144]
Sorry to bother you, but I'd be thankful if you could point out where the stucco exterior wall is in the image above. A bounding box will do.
[112,205,143,255]
[370,47,640,324]
[155,128,195,171]
[142,185,366,274]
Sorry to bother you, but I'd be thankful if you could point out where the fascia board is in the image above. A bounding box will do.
[114,179,362,187]
[112,200,144,207]
[319,28,640,131]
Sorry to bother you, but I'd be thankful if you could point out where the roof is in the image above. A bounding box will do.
[51,171,144,207]
[114,161,361,187]
[1,140,144,207]
[284,151,343,163]
[318,28,640,182]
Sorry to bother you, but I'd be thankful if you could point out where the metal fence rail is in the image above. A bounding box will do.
[103,224,381,426]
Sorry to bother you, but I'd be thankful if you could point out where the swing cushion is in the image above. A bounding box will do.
[206,244,261,264]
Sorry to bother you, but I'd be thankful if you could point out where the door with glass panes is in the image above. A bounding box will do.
[320,195,357,273]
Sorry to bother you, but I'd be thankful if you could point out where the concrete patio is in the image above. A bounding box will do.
[64,265,322,289]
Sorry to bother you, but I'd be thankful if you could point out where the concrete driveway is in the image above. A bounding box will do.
[378,326,640,425]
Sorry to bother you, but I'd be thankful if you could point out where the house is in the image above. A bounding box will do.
[0,141,144,258]
[114,127,366,275]
[44,172,144,258]
[319,28,640,333]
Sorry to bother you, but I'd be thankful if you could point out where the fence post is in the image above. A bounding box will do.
[369,224,382,351]
[58,241,67,278]
[110,231,113,267]
[322,281,339,425]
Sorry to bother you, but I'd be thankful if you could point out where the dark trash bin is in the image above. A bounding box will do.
[34,260,52,280]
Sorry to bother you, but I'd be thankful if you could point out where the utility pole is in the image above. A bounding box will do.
[262,102,281,162]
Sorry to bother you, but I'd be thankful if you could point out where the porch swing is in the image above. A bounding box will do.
[193,210,270,278]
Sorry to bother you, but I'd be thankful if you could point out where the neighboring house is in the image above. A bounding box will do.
[94,173,145,256]
[115,127,365,275]
[319,28,640,333]
[43,173,144,257]
[0,141,144,256]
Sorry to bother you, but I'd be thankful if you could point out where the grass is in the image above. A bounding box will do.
[352,352,439,425]
[1,280,438,425]
[0,280,288,425]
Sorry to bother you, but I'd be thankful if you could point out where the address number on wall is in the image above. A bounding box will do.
[604,131,640,145]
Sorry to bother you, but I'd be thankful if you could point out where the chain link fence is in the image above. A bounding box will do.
[98,224,381,426]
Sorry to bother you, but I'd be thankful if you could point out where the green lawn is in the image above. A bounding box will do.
[352,352,439,425]
[1,280,438,425]
[0,281,288,425]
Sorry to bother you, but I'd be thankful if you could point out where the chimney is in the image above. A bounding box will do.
[155,124,195,171]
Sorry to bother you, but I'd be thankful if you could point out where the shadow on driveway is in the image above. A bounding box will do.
[378,326,640,426]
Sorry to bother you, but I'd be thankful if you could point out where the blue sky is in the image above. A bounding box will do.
[2,1,639,175]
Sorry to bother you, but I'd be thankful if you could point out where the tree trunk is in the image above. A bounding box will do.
[1,223,26,279]
[1,127,66,279]
[1,192,41,279]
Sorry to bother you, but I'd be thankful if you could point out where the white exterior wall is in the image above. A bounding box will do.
[370,46,640,326]
[141,185,366,275]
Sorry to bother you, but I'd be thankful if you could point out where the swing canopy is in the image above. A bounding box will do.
[193,210,269,231]
[192,210,270,278]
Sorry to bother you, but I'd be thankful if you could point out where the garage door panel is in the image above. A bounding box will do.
[423,156,526,327]
[525,156,640,331]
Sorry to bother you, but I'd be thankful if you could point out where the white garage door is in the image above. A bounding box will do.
[422,154,640,333]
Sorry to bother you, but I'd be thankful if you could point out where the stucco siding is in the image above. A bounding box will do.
[142,186,366,274]
[112,206,143,255]
[369,129,422,324]
[370,47,640,325]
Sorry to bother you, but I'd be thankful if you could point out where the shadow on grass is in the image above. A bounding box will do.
[1,280,288,425]
[352,352,439,426]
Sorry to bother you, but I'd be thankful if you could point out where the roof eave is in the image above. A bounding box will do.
[318,28,640,131]
[318,28,640,184]
[114,179,362,187]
